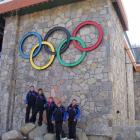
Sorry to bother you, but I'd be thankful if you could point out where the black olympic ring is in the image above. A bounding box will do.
[43,26,71,55]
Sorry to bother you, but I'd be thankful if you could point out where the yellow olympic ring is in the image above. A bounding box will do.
[30,41,55,70]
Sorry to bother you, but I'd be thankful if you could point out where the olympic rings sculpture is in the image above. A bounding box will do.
[19,21,103,70]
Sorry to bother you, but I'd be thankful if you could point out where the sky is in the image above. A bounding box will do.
[122,0,140,45]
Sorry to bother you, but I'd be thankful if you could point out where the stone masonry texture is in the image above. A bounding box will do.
[0,0,136,138]
[134,72,140,120]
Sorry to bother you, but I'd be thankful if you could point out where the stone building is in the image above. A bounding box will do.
[0,0,140,139]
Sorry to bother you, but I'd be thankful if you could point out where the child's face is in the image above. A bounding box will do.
[38,90,43,95]
[49,98,53,102]
[57,102,61,107]
[30,86,34,92]
[72,100,77,106]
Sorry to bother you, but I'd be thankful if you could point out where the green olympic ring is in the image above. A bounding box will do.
[56,37,87,67]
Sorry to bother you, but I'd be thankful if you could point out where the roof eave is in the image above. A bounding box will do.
[112,0,128,31]
[0,0,128,31]
[0,0,51,14]
[0,0,83,17]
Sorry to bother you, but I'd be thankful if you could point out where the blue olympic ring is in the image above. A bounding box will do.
[19,32,43,59]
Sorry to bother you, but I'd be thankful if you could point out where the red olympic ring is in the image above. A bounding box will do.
[72,21,103,52]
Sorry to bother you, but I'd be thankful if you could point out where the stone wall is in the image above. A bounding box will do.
[108,0,127,125]
[125,53,135,125]
[134,72,140,120]
[0,0,135,137]
[133,46,140,120]
[106,2,136,139]
[0,16,19,134]
[107,0,135,126]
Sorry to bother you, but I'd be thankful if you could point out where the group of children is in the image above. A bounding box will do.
[25,86,80,140]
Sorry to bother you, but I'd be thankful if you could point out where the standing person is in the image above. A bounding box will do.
[30,88,47,126]
[45,97,56,133]
[25,85,38,123]
[52,100,67,140]
[67,99,80,140]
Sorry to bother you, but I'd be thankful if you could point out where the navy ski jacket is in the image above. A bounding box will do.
[25,91,38,106]
[67,104,80,121]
